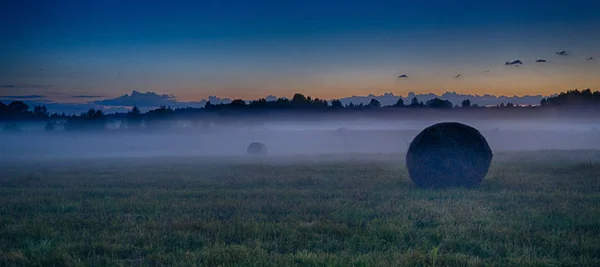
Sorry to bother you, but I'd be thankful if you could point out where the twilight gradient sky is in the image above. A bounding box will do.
[1,0,599,102]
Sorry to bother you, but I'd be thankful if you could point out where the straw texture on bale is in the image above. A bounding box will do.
[406,122,493,188]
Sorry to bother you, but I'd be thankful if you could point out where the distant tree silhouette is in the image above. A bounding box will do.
[409,97,425,108]
[0,101,51,121]
[33,105,49,118]
[274,98,291,109]
[0,102,7,119]
[2,89,599,129]
[8,101,29,114]
[145,106,175,129]
[540,89,600,107]
[330,99,343,109]
[64,108,106,132]
[292,93,307,108]
[249,98,268,109]
[461,99,472,108]
[426,98,453,109]
[369,99,381,108]
[230,99,247,107]
[311,98,328,109]
[393,98,405,107]
[126,105,143,129]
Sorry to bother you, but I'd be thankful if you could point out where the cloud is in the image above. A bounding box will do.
[556,50,568,56]
[587,57,594,60]
[483,70,490,73]
[93,90,177,107]
[535,59,547,63]
[265,95,278,102]
[0,95,46,99]
[91,90,218,110]
[398,74,408,79]
[72,95,105,98]
[453,74,462,79]
[505,60,523,65]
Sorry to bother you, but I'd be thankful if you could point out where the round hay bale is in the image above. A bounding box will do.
[406,122,493,188]
[247,142,267,155]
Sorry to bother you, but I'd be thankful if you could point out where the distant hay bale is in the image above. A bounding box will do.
[406,122,493,188]
[247,142,267,155]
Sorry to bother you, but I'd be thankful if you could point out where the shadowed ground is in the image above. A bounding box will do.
[1,150,600,266]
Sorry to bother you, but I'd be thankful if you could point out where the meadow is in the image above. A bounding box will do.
[1,150,600,266]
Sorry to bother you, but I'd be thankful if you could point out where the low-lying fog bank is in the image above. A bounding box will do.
[1,118,599,160]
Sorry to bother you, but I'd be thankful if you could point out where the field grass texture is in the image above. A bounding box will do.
[1,150,600,266]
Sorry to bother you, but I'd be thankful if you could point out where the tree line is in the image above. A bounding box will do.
[1,89,598,132]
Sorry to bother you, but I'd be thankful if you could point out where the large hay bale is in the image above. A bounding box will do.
[406,122,493,188]
[247,142,267,155]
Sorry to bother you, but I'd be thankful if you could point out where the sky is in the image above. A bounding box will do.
[1,0,599,109]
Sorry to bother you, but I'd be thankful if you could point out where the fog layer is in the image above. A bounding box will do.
[1,118,599,160]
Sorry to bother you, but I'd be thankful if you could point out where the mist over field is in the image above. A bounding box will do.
[2,116,599,160]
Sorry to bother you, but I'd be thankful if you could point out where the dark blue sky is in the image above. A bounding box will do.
[1,0,599,103]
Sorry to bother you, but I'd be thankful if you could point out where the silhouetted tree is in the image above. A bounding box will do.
[409,97,425,108]
[275,98,291,109]
[369,99,381,108]
[8,101,29,114]
[540,89,600,107]
[292,93,307,108]
[461,99,472,108]
[426,98,453,109]
[64,108,106,132]
[145,106,175,129]
[126,105,143,129]
[230,99,247,107]
[393,98,405,107]
[249,98,268,109]
[506,102,514,108]
[312,98,328,109]
[330,99,343,109]
[33,105,49,119]
[1,101,32,120]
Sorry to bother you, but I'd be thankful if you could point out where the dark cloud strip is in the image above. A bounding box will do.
[505,60,523,65]
[93,90,177,107]
[72,95,105,98]
[556,50,568,56]
[535,59,547,63]
[398,74,408,78]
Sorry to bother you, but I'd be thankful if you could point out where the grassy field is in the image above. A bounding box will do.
[1,151,600,266]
